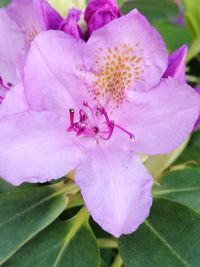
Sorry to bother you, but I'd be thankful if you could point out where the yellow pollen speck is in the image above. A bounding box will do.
[88,43,145,109]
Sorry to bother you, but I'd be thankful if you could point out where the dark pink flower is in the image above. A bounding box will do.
[84,0,122,35]
[163,45,187,82]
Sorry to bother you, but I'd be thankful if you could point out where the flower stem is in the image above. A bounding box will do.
[97,238,118,249]
[52,207,89,267]
[111,254,123,267]
[51,180,80,196]
[68,193,84,208]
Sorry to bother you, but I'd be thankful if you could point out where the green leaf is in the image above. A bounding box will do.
[145,139,189,179]
[0,184,69,264]
[153,21,192,53]
[0,178,38,194]
[183,0,200,37]
[187,37,200,62]
[189,128,200,147]
[118,0,126,6]
[0,0,10,6]
[0,179,15,193]
[121,0,179,21]
[174,145,200,168]
[119,199,200,267]
[153,169,200,213]
[172,129,200,168]
[4,208,100,267]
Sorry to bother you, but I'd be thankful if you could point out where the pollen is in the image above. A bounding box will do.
[89,43,145,109]
[26,22,39,44]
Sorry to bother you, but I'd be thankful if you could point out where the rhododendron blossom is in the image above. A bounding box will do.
[0,0,82,105]
[0,9,200,237]
[163,45,187,82]
[85,0,121,35]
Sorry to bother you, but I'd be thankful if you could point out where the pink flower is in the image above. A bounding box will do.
[0,0,82,104]
[0,10,200,237]
[84,0,122,35]
[163,45,187,82]
[7,0,82,42]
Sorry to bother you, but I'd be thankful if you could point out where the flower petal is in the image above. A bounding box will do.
[75,146,152,237]
[0,110,83,185]
[24,31,92,115]
[87,9,168,92]
[118,78,200,155]
[163,45,187,82]
[33,0,63,30]
[0,10,24,84]
[0,83,29,119]
[59,8,83,40]
[85,0,121,35]
[194,86,200,130]
[24,10,168,114]
[7,0,42,38]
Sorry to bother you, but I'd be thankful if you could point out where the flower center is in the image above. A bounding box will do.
[0,76,12,104]
[88,43,145,109]
[68,100,134,141]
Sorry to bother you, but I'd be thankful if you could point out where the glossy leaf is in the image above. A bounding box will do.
[3,208,100,267]
[0,184,68,264]
[189,128,200,147]
[0,179,15,193]
[173,129,200,168]
[0,179,37,194]
[121,0,179,21]
[153,21,192,53]
[119,199,200,267]
[174,146,200,168]
[153,169,200,213]
[145,139,189,179]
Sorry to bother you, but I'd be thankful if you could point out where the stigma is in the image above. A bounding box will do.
[68,101,134,141]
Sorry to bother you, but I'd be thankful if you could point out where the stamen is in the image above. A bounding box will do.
[79,109,87,122]
[0,76,10,91]
[96,106,110,125]
[115,123,135,140]
[68,101,135,141]
[83,100,93,113]
[98,120,115,140]
[69,109,75,128]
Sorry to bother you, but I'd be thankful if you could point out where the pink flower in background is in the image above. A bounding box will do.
[85,0,122,35]
[0,0,82,104]
[163,45,187,82]
[0,10,200,237]
[7,0,83,42]
[173,0,185,26]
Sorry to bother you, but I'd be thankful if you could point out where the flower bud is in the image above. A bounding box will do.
[84,0,122,35]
